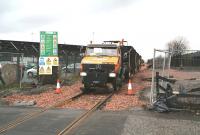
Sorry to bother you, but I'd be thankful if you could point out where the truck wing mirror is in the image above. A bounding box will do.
[124,53,128,58]
[80,53,84,57]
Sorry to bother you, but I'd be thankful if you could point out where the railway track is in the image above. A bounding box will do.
[0,91,84,134]
[57,92,114,135]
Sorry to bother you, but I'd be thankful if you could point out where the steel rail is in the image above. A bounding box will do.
[57,92,114,135]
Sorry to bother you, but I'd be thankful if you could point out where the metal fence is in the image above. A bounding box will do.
[0,51,82,88]
[171,50,200,68]
[0,40,85,86]
[59,52,82,73]
[150,49,200,105]
[150,49,171,103]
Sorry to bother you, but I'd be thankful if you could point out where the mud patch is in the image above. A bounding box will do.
[138,87,151,102]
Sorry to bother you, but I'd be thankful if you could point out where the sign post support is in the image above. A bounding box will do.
[39,31,59,84]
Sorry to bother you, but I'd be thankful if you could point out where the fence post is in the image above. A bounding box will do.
[65,52,68,72]
[73,53,77,73]
[168,53,172,78]
[16,54,20,83]
[156,72,159,99]
[20,54,24,89]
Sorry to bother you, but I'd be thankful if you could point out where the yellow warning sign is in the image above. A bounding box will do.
[46,66,52,74]
[39,56,59,75]
[40,57,59,66]
[46,58,51,65]
[53,57,58,66]
[39,65,52,75]
[39,66,45,74]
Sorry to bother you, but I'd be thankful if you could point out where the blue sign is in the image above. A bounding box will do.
[39,57,45,65]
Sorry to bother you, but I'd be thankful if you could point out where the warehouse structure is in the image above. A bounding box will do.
[171,51,200,67]
[0,40,85,85]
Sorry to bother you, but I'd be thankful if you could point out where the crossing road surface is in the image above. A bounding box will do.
[0,106,199,135]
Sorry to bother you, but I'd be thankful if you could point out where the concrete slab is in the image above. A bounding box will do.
[0,106,38,127]
[3,108,85,135]
[70,111,128,135]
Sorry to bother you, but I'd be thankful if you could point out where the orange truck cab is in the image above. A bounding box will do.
[80,41,141,92]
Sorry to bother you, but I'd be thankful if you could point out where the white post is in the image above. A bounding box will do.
[20,54,24,89]
[150,49,156,104]
[92,32,95,43]
[129,51,131,78]
[161,52,166,86]
[162,52,166,77]
[167,49,173,78]
[168,52,172,78]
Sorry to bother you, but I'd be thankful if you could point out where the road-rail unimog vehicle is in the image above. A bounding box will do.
[80,40,141,92]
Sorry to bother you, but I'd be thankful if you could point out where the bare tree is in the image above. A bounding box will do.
[167,36,189,68]
[167,36,189,56]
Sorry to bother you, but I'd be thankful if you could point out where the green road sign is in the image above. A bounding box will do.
[40,31,58,56]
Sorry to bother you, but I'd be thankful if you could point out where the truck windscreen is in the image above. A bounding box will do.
[86,47,118,56]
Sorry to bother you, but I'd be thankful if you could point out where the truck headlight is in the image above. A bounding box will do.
[109,73,116,77]
[80,72,87,76]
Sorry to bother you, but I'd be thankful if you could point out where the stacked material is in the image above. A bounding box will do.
[1,64,18,85]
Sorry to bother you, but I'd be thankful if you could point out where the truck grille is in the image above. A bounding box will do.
[82,64,115,84]
[82,64,115,72]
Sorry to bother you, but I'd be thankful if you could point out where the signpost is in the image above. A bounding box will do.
[40,31,58,56]
[39,31,59,75]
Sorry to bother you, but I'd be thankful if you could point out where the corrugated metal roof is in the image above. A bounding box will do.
[0,40,84,57]
[87,44,118,48]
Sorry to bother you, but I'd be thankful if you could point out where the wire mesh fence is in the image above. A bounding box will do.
[0,51,82,89]
[171,50,200,70]
[59,53,82,73]
[150,49,200,104]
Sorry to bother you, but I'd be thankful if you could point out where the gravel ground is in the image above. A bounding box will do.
[3,65,151,110]
[4,65,199,111]
[103,66,152,110]
[156,68,200,80]
[122,114,200,135]
[3,81,82,107]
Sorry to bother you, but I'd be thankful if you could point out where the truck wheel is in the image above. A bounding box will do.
[82,83,91,93]
[112,79,118,91]
[117,78,122,87]
[124,71,129,80]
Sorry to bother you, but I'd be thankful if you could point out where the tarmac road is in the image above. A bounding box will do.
[0,107,85,135]
[0,106,199,135]
[69,109,200,135]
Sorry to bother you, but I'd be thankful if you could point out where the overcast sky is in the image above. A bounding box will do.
[0,0,200,60]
